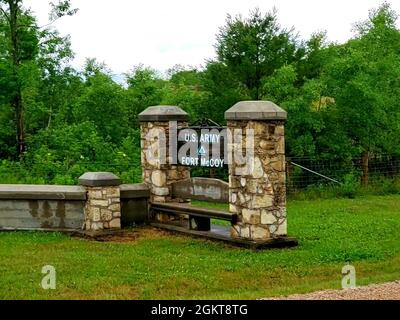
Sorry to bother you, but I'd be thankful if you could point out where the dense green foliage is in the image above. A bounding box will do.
[1,195,400,299]
[0,2,400,189]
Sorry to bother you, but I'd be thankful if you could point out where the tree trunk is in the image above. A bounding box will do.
[361,150,369,187]
[209,168,216,178]
[8,0,25,156]
[14,94,25,155]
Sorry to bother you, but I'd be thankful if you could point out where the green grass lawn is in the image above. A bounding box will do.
[0,195,400,300]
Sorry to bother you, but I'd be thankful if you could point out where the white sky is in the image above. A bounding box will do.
[23,0,400,74]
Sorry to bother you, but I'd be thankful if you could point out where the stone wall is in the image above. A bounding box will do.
[78,172,122,231]
[0,185,85,230]
[226,101,288,241]
[84,186,121,231]
[139,105,191,223]
[0,100,290,242]
[140,120,190,203]
[139,106,192,223]
[0,180,152,232]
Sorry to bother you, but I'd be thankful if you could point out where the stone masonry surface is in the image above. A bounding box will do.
[84,186,121,230]
[140,121,190,203]
[229,120,287,240]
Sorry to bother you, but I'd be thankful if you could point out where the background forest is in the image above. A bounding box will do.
[1,1,400,197]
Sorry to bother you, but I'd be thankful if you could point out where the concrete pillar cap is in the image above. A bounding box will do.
[138,105,189,122]
[78,172,121,187]
[225,101,287,121]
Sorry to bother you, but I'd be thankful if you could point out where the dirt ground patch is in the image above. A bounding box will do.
[270,281,400,300]
[71,226,172,243]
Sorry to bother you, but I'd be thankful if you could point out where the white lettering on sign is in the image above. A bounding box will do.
[181,157,199,166]
[181,156,225,168]
[200,158,225,168]
[200,133,220,144]
[178,127,227,167]
[183,133,221,144]
[184,133,198,142]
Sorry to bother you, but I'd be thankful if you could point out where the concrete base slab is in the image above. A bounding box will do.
[150,221,298,249]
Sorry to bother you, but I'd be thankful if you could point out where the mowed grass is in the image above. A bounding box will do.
[0,195,400,300]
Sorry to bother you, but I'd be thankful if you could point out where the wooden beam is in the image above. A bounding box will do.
[151,202,237,223]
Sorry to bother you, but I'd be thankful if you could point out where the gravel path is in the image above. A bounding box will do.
[270,281,400,300]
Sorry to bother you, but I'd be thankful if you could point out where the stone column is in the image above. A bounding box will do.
[79,172,121,231]
[225,101,287,241]
[138,106,190,204]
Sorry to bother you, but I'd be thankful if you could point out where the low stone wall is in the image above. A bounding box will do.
[0,185,86,231]
[0,182,151,231]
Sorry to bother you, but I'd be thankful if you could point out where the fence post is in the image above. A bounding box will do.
[138,106,191,220]
[79,172,122,231]
[225,101,287,240]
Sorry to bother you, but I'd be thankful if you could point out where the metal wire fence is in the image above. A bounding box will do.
[286,154,400,195]
[1,154,399,196]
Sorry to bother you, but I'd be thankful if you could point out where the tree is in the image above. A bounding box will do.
[262,65,331,158]
[35,27,76,130]
[322,3,400,185]
[0,0,77,157]
[73,60,129,145]
[201,61,248,124]
[125,65,165,123]
[216,8,303,99]
[1,0,35,156]
[161,67,210,121]
[295,31,329,83]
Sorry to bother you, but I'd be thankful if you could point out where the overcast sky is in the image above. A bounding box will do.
[23,0,400,75]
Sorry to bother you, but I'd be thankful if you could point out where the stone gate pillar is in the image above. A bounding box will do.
[225,101,287,241]
[79,172,121,231]
[138,106,190,205]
